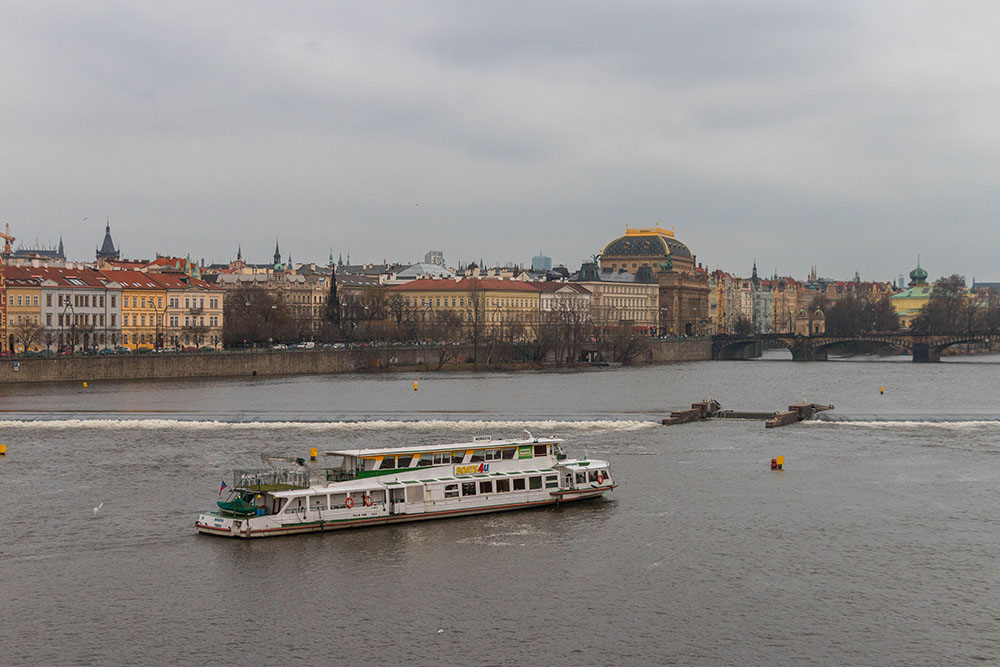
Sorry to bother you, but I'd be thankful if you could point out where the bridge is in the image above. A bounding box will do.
[712,331,1000,362]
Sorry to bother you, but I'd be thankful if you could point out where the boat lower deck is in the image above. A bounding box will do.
[197,485,615,538]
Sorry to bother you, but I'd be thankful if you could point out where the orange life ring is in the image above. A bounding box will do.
[596,472,605,484]
[364,495,373,507]
[344,497,354,509]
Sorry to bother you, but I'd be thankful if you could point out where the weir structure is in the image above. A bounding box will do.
[712,332,1000,362]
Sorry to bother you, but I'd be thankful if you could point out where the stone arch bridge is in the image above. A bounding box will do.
[712,332,1000,362]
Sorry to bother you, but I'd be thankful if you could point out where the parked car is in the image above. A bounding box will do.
[58,347,73,356]
[271,343,288,350]
[135,346,153,354]
[38,349,55,357]
[114,347,131,354]
[98,348,115,356]
[181,346,198,352]
[198,346,215,352]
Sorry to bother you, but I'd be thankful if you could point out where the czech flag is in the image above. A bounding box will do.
[219,479,229,496]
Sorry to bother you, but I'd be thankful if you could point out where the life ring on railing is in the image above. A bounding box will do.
[596,472,605,484]
[364,495,374,507]
[344,497,354,509]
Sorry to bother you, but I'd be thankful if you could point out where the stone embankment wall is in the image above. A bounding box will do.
[0,339,711,384]
[647,338,711,362]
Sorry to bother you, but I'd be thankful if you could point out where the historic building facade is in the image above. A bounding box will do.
[599,225,710,335]
[572,263,659,331]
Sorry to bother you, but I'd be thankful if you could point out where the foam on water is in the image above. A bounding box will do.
[804,418,1000,431]
[0,418,660,432]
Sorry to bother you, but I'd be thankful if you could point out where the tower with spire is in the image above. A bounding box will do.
[272,238,285,273]
[96,218,120,262]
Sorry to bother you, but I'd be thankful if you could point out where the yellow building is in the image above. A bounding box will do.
[389,278,541,333]
[107,270,165,349]
[101,270,225,349]
[5,266,43,351]
[890,262,932,329]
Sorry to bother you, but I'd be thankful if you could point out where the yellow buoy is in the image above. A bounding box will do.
[413,381,418,391]
[776,455,784,470]
[880,387,884,394]
[310,447,318,461]
[83,381,88,388]
[0,444,6,456]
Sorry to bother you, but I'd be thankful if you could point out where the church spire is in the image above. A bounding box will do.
[237,244,242,261]
[273,238,281,267]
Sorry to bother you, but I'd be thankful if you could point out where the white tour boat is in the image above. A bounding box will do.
[196,432,616,538]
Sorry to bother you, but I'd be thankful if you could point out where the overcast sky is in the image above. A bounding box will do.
[2,1,998,282]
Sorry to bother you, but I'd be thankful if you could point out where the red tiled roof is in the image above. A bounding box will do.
[390,278,542,293]
[533,282,591,294]
[98,269,219,291]
[9,266,115,289]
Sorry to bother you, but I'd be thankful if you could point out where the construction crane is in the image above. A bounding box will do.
[0,222,14,258]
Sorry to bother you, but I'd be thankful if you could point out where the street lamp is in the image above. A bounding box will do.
[60,300,76,353]
[155,301,169,351]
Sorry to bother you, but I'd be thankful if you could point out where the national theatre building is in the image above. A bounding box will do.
[599,225,710,336]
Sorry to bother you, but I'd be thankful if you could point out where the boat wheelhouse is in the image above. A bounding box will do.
[196,432,616,538]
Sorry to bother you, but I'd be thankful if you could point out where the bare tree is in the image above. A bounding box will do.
[13,320,43,353]
[465,279,488,368]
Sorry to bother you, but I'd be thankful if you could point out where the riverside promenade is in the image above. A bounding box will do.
[0,339,710,384]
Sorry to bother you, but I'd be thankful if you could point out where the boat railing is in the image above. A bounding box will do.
[324,468,358,483]
[234,468,311,491]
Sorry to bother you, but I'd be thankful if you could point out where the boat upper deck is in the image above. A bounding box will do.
[325,435,563,458]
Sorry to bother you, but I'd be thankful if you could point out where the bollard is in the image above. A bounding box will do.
[413,381,418,391]
[770,458,777,470]
[880,387,884,395]
[310,447,318,461]
[776,455,784,470]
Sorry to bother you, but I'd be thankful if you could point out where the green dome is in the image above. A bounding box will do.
[909,264,927,284]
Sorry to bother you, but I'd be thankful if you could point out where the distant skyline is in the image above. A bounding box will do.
[2,2,997,282]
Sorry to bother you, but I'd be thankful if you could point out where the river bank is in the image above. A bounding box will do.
[0,338,711,384]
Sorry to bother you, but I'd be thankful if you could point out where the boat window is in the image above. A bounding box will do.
[534,444,547,457]
[310,495,328,510]
[451,451,467,464]
[285,497,305,512]
[433,452,446,465]
[529,476,542,490]
[588,471,598,482]
[495,479,510,493]
[379,456,396,470]
[545,475,558,489]
[362,458,378,471]
[485,448,498,461]
[444,484,459,498]
[461,482,477,496]
[417,453,434,466]
[369,490,386,503]
[470,449,485,463]
[330,493,348,507]
[479,481,493,494]
[397,455,413,468]
[501,448,516,460]
[513,478,526,491]
[576,472,587,484]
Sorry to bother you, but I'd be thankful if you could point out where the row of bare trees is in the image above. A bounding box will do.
[221,283,651,365]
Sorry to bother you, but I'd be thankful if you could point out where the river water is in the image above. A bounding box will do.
[3,354,1000,666]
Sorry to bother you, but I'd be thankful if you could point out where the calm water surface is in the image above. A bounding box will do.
[3,357,1000,666]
